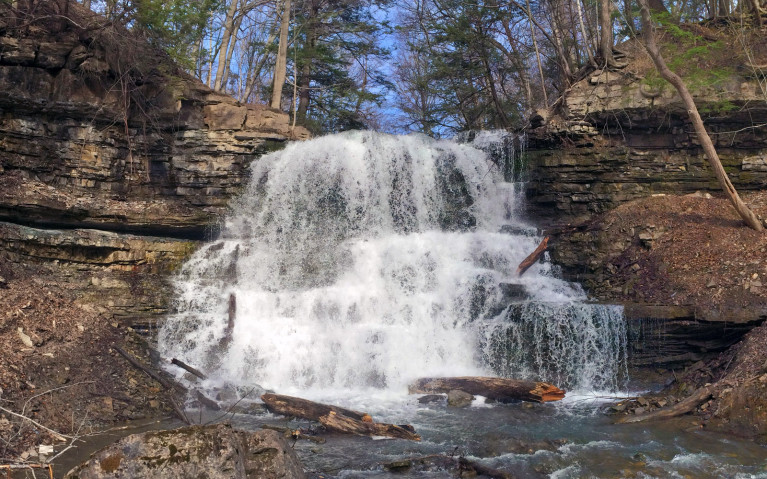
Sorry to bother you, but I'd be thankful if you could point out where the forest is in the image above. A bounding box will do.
[73,0,766,136]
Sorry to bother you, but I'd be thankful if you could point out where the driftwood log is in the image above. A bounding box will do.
[409,377,565,403]
[319,411,421,441]
[261,393,421,441]
[615,385,714,424]
[516,236,549,276]
[261,393,372,422]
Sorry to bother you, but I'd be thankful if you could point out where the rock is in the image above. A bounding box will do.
[417,394,446,404]
[64,424,306,479]
[446,389,474,407]
[498,282,529,301]
[17,327,33,348]
[0,275,6,288]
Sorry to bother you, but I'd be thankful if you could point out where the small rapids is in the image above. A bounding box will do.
[158,130,626,396]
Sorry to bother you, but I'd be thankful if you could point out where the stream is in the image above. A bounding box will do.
[154,130,767,478]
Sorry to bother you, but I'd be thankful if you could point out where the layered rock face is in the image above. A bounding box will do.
[526,67,767,226]
[0,28,308,238]
[0,9,308,320]
[524,40,767,367]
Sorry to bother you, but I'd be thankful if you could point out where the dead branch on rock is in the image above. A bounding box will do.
[517,236,550,276]
[409,376,565,403]
[615,385,713,424]
[319,411,421,441]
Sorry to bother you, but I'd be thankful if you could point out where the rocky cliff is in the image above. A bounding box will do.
[0,4,308,320]
[525,37,767,226]
[524,33,767,370]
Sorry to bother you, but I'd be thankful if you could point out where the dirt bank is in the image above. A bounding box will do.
[0,255,174,462]
[555,191,767,438]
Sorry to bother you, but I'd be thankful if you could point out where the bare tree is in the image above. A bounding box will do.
[638,0,764,232]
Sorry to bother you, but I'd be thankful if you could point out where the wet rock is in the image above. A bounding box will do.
[418,394,446,404]
[499,283,529,302]
[446,389,474,407]
[64,424,306,479]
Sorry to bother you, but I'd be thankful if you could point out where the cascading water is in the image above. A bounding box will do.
[158,130,626,397]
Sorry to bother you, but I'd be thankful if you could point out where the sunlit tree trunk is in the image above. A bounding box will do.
[220,13,244,91]
[271,0,291,109]
[214,0,239,91]
[599,0,616,66]
[525,0,549,106]
[638,0,764,232]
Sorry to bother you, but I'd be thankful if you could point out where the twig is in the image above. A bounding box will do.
[0,406,73,441]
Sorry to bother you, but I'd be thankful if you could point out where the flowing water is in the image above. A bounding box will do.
[158,131,767,478]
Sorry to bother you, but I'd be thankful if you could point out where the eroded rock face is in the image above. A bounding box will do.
[525,64,767,226]
[0,6,310,321]
[0,19,308,237]
[64,424,307,479]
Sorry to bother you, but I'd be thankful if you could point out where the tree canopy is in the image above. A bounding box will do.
[73,0,767,135]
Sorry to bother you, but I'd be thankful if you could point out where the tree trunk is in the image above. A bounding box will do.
[577,0,597,67]
[220,12,244,91]
[319,411,421,441]
[261,393,372,422]
[599,0,616,66]
[213,0,239,91]
[270,0,291,109]
[525,0,548,106]
[408,377,566,403]
[638,1,764,232]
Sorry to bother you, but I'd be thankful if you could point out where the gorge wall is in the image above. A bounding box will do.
[526,67,767,226]
[0,8,309,322]
[525,51,767,366]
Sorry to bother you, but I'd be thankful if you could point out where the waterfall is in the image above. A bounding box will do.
[158,130,626,396]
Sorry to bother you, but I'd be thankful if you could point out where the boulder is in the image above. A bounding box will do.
[446,389,474,407]
[64,424,306,479]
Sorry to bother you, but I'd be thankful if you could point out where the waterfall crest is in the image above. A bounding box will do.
[158,131,626,396]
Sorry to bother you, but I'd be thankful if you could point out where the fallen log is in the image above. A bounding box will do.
[171,358,207,380]
[261,393,372,423]
[408,377,565,403]
[319,411,421,441]
[616,385,713,424]
[516,236,549,277]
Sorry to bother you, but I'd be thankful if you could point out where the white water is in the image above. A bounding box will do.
[158,130,626,397]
